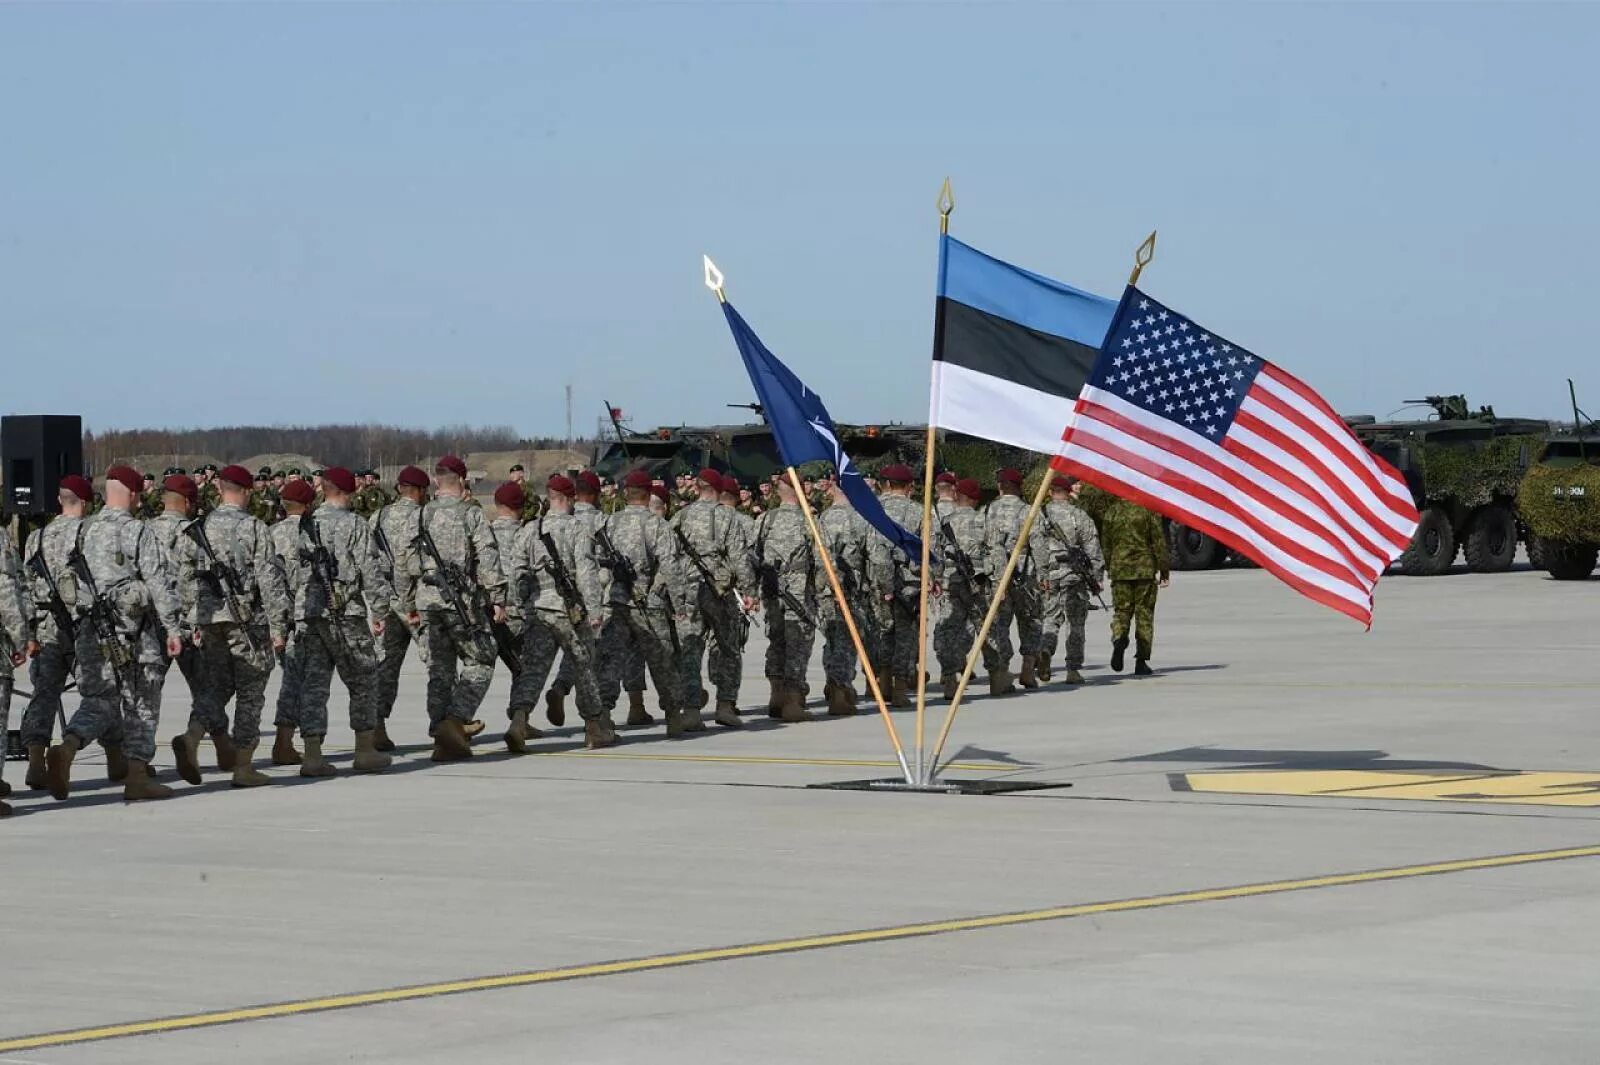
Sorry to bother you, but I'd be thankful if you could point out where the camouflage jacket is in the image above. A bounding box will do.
[369,497,421,613]
[721,503,756,595]
[197,482,221,517]
[267,518,310,617]
[571,501,609,599]
[983,493,1035,581]
[293,504,393,622]
[817,500,868,619]
[753,504,818,602]
[135,488,164,521]
[0,533,31,675]
[174,502,291,641]
[598,504,682,612]
[669,499,754,600]
[249,487,283,525]
[1101,500,1169,581]
[867,491,922,599]
[487,515,527,619]
[73,507,183,659]
[521,511,605,618]
[22,516,82,644]
[145,510,193,633]
[936,505,991,595]
[1031,500,1104,585]
[352,484,392,520]
[396,494,505,615]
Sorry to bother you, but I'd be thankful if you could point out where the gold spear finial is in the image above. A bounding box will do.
[703,254,726,303]
[937,178,954,235]
[1129,230,1157,285]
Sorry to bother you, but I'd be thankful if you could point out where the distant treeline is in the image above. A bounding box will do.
[83,424,595,470]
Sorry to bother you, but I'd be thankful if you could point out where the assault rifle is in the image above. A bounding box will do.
[594,524,681,654]
[753,543,815,626]
[412,507,498,664]
[65,540,134,697]
[1038,506,1108,609]
[181,518,264,655]
[672,523,725,597]
[536,520,589,626]
[26,549,76,646]
[938,519,989,612]
[299,514,354,656]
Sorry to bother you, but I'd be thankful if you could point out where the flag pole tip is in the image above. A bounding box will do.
[937,178,955,217]
[1129,231,1157,285]
[702,255,727,302]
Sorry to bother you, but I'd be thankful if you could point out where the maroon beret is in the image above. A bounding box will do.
[956,477,982,501]
[622,470,652,490]
[719,473,740,494]
[649,483,670,504]
[996,468,1023,486]
[105,465,142,495]
[281,480,315,505]
[163,474,197,501]
[879,464,913,484]
[575,470,601,494]
[546,475,573,497]
[935,471,957,485]
[1051,474,1077,491]
[218,464,254,489]
[323,466,357,494]
[697,467,722,486]
[493,482,525,509]
[396,465,429,489]
[59,474,94,502]
[435,455,468,478]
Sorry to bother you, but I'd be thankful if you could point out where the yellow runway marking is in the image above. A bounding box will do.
[4,842,1598,1053]
[1183,770,1600,807]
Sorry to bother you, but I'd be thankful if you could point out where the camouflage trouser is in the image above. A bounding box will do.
[373,610,416,721]
[597,607,681,713]
[422,608,496,727]
[989,578,1043,663]
[163,643,199,698]
[552,620,644,697]
[679,584,747,708]
[933,587,1002,675]
[64,632,164,764]
[188,621,274,749]
[763,596,817,685]
[871,596,918,681]
[0,675,12,785]
[295,616,379,738]
[21,633,72,748]
[273,628,308,730]
[1110,579,1158,662]
[508,609,604,722]
[1039,583,1091,670]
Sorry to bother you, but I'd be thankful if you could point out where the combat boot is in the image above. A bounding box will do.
[504,708,533,755]
[25,744,48,790]
[889,676,912,709]
[271,726,302,765]
[779,683,816,723]
[625,691,655,728]
[210,730,238,771]
[1064,668,1086,685]
[1037,653,1052,683]
[826,682,856,717]
[1110,638,1128,673]
[352,731,392,773]
[123,760,173,801]
[989,666,1015,697]
[299,737,337,778]
[46,735,81,800]
[230,745,271,788]
[545,687,566,727]
[0,778,8,799]
[713,699,743,728]
[463,719,486,739]
[431,717,473,761]
[584,717,619,750]
[941,674,959,701]
[373,718,395,753]
[1019,656,1040,689]
[171,722,206,785]
[103,743,129,782]
[1134,659,1154,677]
[677,704,707,734]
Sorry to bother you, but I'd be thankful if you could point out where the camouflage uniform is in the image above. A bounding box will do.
[1032,499,1104,673]
[669,498,755,712]
[982,492,1043,666]
[61,508,183,763]
[249,487,281,525]
[197,480,221,517]
[933,505,1002,676]
[487,513,529,714]
[550,500,606,701]
[866,492,921,693]
[817,499,870,690]
[137,486,164,521]
[174,503,291,749]
[507,513,606,722]
[20,517,80,749]
[1101,500,1168,663]
[397,496,505,729]
[145,509,201,694]
[594,504,684,720]
[353,483,392,520]
[0,533,33,796]
[267,517,310,732]
[291,505,392,738]
[369,496,426,726]
[753,502,819,690]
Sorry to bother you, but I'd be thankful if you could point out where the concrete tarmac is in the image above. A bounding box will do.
[3,559,1597,1063]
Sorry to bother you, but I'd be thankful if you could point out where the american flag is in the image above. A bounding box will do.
[1053,286,1420,626]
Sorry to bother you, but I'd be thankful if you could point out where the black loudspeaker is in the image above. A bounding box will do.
[2,414,84,516]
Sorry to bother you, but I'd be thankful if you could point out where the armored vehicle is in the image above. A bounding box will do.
[1517,387,1600,580]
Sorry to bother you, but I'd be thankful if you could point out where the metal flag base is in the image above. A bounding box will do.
[808,777,1071,796]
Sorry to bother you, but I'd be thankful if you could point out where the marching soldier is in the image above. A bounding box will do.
[19,475,92,789]
[669,468,756,728]
[0,525,35,816]
[716,472,757,711]
[368,465,430,751]
[933,471,957,521]
[982,468,1043,694]
[594,470,689,734]
[816,475,870,716]
[397,455,506,761]
[934,478,1003,698]
[169,465,291,787]
[196,464,221,516]
[1032,475,1104,685]
[290,466,393,776]
[866,464,920,706]
[1100,497,1169,676]
[487,481,536,738]
[145,474,205,731]
[267,478,316,766]
[46,466,186,801]
[753,475,820,722]
[505,474,616,751]
[547,470,627,725]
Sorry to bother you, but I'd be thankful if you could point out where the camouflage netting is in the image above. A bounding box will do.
[1412,434,1541,508]
[1518,463,1600,544]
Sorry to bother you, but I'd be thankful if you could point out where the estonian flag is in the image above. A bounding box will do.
[930,236,1119,455]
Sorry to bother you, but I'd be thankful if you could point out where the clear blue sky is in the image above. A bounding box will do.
[3,2,1595,437]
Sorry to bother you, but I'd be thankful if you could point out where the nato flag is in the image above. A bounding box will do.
[722,301,927,563]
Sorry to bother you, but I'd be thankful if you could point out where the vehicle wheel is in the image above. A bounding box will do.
[1544,541,1599,581]
[1170,524,1222,570]
[1462,505,1517,573]
[1526,534,1548,570]
[1397,507,1456,576]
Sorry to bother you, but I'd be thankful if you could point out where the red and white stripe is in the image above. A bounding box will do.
[1054,363,1419,626]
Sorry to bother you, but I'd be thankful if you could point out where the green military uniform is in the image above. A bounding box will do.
[1099,499,1169,674]
[352,481,392,519]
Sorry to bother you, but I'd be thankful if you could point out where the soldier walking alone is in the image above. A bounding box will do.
[1100,497,1170,676]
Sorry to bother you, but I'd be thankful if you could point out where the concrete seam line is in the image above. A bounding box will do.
[3,843,1598,1053]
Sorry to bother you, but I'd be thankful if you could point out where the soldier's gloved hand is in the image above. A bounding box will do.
[25,640,40,659]
[271,635,286,652]
[167,635,184,657]
[372,618,387,637]
[492,605,508,624]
